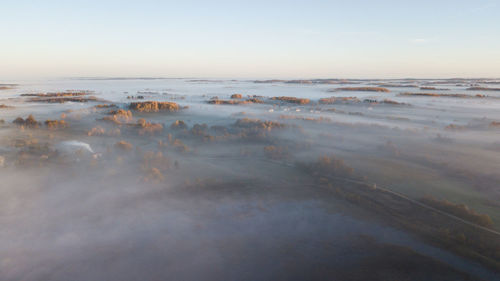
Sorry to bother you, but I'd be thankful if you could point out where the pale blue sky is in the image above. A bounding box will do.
[1,0,499,78]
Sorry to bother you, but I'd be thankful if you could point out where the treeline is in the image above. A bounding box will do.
[420,196,494,228]
[298,155,500,271]
[297,155,355,178]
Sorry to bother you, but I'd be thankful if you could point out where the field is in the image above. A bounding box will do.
[0,78,499,280]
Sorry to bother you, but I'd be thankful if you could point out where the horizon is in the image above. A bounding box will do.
[3,76,500,83]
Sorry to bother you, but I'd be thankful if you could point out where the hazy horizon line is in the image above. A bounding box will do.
[3,76,500,83]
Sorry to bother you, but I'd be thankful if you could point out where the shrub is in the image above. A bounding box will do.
[332,87,390,92]
[171,120,187,130]
[13,115,39,128]
[142,167,165,183]
[271,96,310,105]
[299,155,355,178]
[234,118,286,130]
[87,126,106,136]
[137,119,163,136]
[114,140,133,151]
[129,101,179,112]
[208,98,263,105]
[95,104,116,108]
[45,119,69,130]
[319,96,360,104]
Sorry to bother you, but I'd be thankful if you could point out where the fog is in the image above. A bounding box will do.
[0,78,499,280]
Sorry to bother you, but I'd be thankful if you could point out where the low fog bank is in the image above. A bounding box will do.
[0,78,499,280]
[0,167,487,281]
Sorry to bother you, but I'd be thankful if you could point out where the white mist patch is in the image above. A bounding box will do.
[56,140,95,154]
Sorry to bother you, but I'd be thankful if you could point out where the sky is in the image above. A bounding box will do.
[1,0,499,79]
